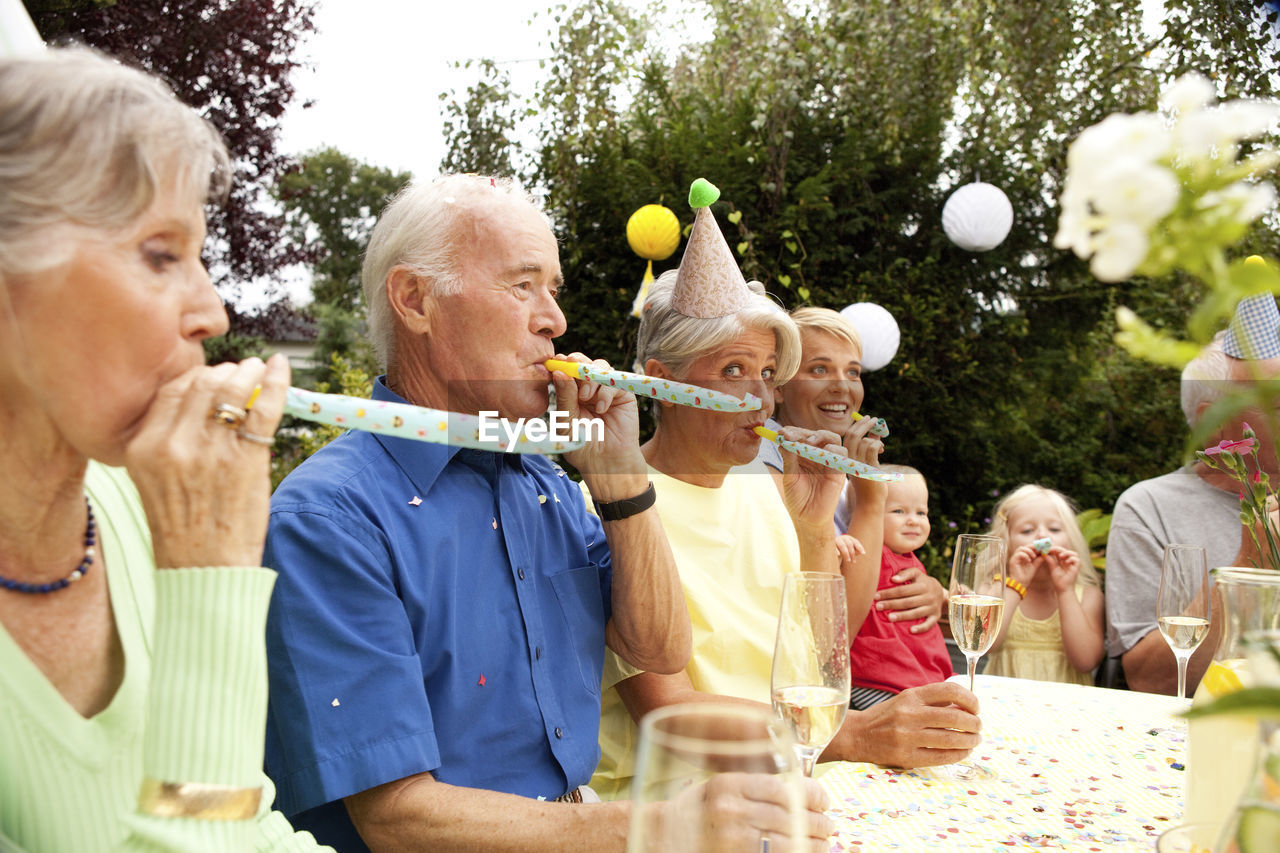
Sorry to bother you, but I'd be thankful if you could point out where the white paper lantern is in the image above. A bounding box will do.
[941,182,1013,252]
[839,302,900,372]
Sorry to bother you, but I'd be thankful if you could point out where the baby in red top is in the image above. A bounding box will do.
[842,464,954,709]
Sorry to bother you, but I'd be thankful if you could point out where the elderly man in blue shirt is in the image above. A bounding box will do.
[262,175,831,852]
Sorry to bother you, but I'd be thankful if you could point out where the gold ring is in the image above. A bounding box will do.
[210,403,248,428]
[138,778,262,820]
[236,428,275,447]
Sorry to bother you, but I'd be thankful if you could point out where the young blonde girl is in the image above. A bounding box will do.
[985,485,1105,685]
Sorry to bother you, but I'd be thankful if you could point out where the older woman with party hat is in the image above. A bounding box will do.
[0,48,327,851]
[591,181,981,802]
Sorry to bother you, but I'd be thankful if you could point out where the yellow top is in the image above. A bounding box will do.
[589,461,801,800]
[982,585,1095,686]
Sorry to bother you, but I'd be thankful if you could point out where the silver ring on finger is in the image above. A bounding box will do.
[211,402,248,428]
[236,428,275,448]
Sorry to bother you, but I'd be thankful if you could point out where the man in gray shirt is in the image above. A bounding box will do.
[1106,316,1280,696]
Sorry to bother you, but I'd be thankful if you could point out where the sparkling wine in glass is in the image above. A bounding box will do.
[771,572,851,777]
[944,534,1005,781]
[948,534,1007,692]
[1158,543,1211,699]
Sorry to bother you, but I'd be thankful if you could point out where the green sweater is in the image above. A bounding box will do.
[0,463,330,852]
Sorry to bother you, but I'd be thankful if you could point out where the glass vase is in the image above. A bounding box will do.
[1185,568,1280,849]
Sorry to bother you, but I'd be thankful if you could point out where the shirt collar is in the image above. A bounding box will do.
[371,376,528,494]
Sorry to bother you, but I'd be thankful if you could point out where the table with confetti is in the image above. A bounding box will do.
[817,674,1186,851]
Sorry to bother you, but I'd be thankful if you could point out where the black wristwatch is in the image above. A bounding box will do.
[593,482,657,521]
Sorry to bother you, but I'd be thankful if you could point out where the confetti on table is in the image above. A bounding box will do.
[818,675,1186,852]
[753,426,901,482]
[545,359,761,412]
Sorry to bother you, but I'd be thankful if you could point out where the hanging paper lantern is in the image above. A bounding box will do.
[627,204,681,261]
[941,182,1014,252]
[627,203,681,317]
[840,302,900,372]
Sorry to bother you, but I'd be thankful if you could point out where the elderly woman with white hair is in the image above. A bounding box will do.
[0,49,327,851]
[591,191,982,802]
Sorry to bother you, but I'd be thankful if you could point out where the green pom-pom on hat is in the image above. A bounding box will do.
[688,178,720,209]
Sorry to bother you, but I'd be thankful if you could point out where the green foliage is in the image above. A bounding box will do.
[438,0,1280,564]
[309,302,380,389]
[270,352,373,490]
[1077,508,1113,574]
[203,332,266,365]
[276,147,412,310]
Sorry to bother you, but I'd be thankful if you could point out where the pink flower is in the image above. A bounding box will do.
[1204,437,1257,455]
[1254,470,1263,484]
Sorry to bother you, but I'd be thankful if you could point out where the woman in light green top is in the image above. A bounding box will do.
[0,48,328,851]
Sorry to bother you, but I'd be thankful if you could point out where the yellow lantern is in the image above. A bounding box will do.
[627,204,681,317]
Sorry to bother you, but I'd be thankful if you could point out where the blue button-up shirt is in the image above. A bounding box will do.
[263,378,612,851]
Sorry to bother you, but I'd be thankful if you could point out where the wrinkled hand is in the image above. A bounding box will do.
[835,682,981,768]
[1046,547,1081,594]
[875,566,945,633]
[552,353,646,491]
[124,354,289,569]
[778,426,848,530]
[835,534,866,569]
[1007,544,1039,588]
[656,772,832,852]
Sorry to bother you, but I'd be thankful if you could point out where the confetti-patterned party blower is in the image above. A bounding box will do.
[851,411,890,438]
[545,359,762,412]
[283,387,587,454]
[753,426,901,482]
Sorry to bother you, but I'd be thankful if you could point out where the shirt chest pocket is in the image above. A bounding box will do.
[548,565,607,697]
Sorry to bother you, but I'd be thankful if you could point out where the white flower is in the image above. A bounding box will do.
[1196,182,1276,226]
[1090,222,1150,282]
[1211,101,1280,142]
[1091,160,1182,225]
[1160,73,1217,116]
[1054,204,1092,255]
[1067,112,1170,171]
[1174,102,1280,163]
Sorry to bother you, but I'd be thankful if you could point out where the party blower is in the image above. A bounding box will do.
[544,359,763,412]
[753,426,900,482]
[280,386,588,454]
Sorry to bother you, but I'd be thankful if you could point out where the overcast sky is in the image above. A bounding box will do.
[278,1,559,180]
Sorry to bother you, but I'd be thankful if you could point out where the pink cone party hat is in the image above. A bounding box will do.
[671,178,751,319]
[1223,257,1280,360]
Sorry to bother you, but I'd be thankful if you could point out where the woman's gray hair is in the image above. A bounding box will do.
[362,174,542,370]
[635,269,801,385]
[0,48,230,276]
[1181,333,1234,426]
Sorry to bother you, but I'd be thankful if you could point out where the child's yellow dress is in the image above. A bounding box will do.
[983,585,1095,686]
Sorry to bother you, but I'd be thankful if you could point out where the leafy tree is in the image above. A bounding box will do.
[442,0,1280,579]
[25,0,318,302]
[276,146,412,310]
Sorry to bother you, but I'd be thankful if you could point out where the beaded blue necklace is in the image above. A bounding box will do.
[0,497,95,594]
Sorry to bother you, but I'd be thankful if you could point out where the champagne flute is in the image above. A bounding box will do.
[945,534,1005,781]
[627,703,807,852]
[770,572,851,777]
[948,534,1007,692]
[1158,543,1211,700]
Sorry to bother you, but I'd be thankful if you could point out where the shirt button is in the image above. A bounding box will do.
[554,727,563,739]
[535,646,543,660]
[517,568,526,580]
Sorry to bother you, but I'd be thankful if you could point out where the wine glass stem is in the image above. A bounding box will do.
[966,653,979,693]
[797,747,820,777]
[1175,653,1190,699]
